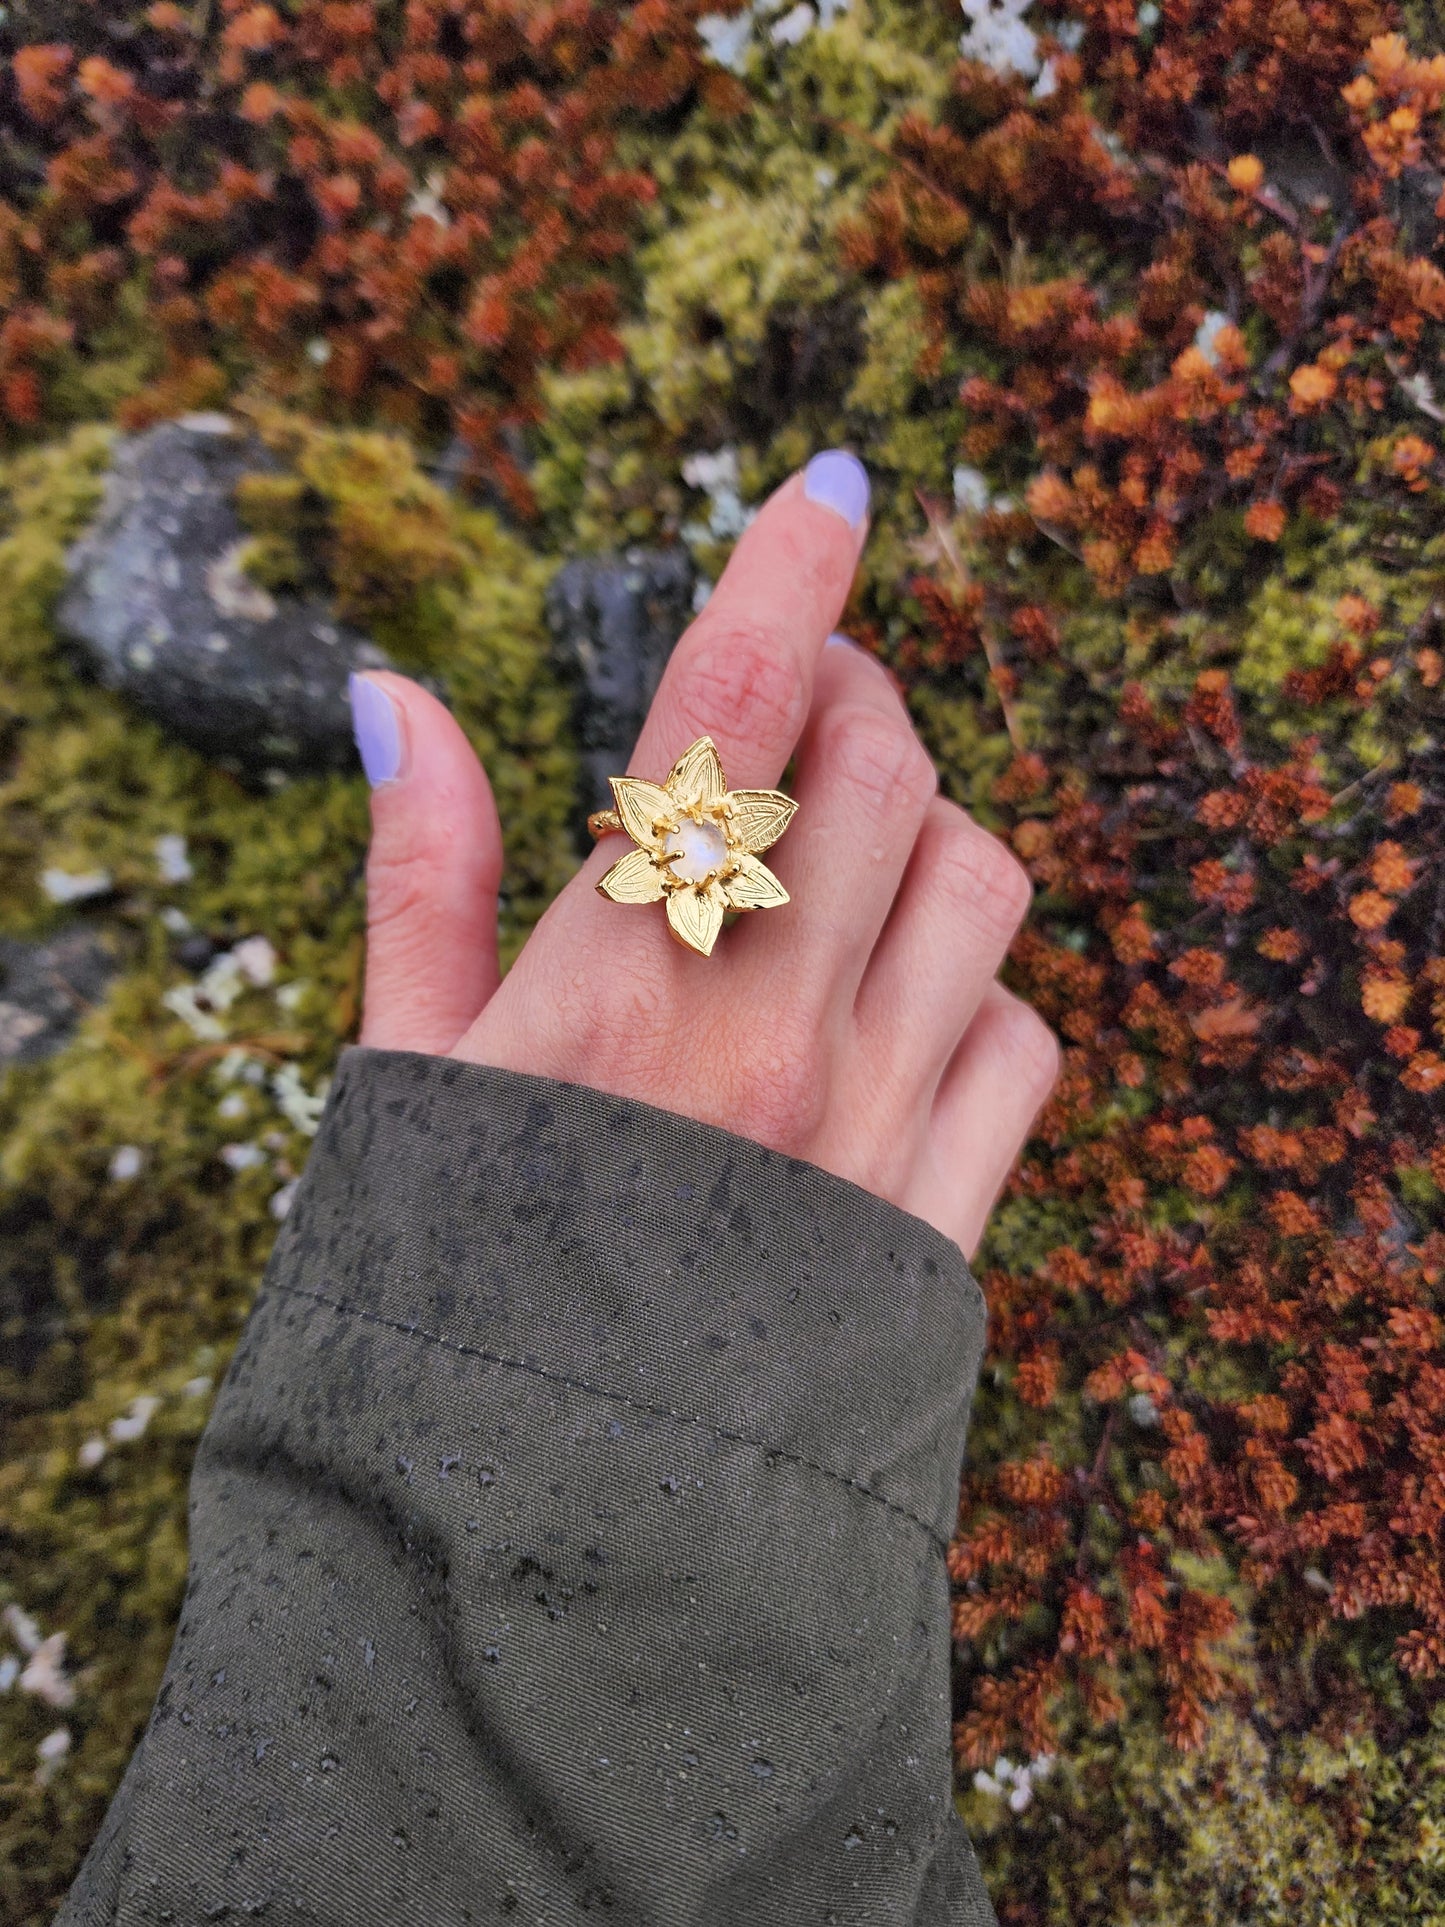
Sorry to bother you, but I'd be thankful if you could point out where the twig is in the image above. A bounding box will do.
[916,489,1028,754]
[1384,353,1445,425]
[155,1030,311,1087]
[1259,217,1354,385]
[808,110,974,226]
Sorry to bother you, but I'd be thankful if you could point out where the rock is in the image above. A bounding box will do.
[0,927,118,1068]
[56,416,393,781]
[545,549,696,827]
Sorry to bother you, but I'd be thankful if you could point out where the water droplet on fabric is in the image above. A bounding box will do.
[363,1640,376,1669]
[842,1826,864,1850]
[660,1476,680,1494]
[705,1811,738,1842]
[748,1759,774,1781]
[319,1752,339,1772]
[483,1644,502,1664]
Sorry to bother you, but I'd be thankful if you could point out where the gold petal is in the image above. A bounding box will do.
[665,881,725,956]
[609,775,674,851]
[667,736,726,809]
[597,846,667,905]
[724,788,798,854]
[723,852,789,911]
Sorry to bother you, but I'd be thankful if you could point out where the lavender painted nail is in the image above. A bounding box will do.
[349,673,403,786]
[803,450,870,529]
[826,630,862,649]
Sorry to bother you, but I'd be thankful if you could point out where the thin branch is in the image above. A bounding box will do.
[808,109,974,226]
[916,489,1028,754]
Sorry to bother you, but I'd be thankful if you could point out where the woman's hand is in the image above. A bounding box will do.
[348,452,1058,1256]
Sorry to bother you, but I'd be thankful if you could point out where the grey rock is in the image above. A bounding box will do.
[0,926,118,1067]
[56,415,393,781]
[546,549,696,828]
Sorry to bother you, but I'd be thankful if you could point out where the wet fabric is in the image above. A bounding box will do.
[57,1046,998,1925]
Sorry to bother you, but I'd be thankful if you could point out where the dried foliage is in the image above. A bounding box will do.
[0,0,722,508]
[835,0,1445,1794]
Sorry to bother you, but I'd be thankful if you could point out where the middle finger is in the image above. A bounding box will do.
[735,637,938,1012]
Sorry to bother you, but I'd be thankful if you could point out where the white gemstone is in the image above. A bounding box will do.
[663,819,728,882]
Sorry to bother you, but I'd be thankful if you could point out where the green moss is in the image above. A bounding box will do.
[0,415,580,1919]
[962,1705,1445,1925]
[531,0,963,598]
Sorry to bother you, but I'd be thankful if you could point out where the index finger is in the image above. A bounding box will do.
[625,450,870,796]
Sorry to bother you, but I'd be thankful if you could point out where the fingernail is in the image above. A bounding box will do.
[349,673,403,786]
[803,450,870,530]
[826,630,862,649]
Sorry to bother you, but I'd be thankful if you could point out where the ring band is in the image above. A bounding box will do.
[592,736,797,958]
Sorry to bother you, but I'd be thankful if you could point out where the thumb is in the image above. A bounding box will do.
[350,672,503,1054]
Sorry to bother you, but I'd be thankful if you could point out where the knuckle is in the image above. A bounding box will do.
[826,704,937,813]
[675,621,807,749]
[718,1012,828,1154]
[365,841,439,942]
[991,992,1061,1098]
[930,809,1033,946]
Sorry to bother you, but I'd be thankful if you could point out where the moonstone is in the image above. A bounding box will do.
[663,818,728,882]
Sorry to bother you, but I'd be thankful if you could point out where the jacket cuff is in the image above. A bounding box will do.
[275,1047,987,1548]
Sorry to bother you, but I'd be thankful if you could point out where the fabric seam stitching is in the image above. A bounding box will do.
[266,1279,949,1551]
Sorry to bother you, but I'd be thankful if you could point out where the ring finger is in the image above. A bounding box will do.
[851,795,1034,1102]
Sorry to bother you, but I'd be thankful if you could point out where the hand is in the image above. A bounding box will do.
[348,452,1058,1257]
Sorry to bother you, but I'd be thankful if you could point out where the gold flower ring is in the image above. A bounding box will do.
[587,736,797,957]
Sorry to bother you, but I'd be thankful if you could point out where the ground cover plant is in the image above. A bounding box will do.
[1,0,1444,1920]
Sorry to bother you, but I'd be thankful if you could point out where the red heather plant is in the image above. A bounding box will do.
[952,653,1445,1761]
[1,0,727,509]
[838,1,1445,1766]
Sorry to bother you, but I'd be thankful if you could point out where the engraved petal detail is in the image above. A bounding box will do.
[667,736,726,809]
[725,789,798,854]
[723,852,790,911]
[597,846,667,905]
[666,881,725,956]
[609,776,674,851]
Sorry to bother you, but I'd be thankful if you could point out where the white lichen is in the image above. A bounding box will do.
[220,1141,266,1172]
[972,1751,1057,1813]
[108,1394,161,1445]
[107,1145,144,1182]
[41,867,112,904]
[1193,310,1232,368]
[959,0,1039,78]
[272,1063,329,1137]
[154,833,193,883]
[20,1633,75,1710]
[953,465,992,513]
[36,1726,72,1784]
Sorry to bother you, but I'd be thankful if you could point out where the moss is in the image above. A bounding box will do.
[0,414,580,1919]
[961,1705,1445,1925]
[530,0,963,602]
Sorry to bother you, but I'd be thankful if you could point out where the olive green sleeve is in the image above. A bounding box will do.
[56,1046,998,1926]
